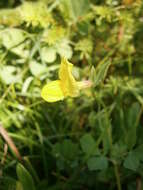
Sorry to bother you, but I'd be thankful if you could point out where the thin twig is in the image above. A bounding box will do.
[1,144,8,165]
[0,123,22,161]
[136,176,142,190]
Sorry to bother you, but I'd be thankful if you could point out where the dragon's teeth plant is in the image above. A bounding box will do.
[41,58,92,102]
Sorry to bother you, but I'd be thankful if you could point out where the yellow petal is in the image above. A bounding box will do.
[41,80,64,102]
[59,58,79,97]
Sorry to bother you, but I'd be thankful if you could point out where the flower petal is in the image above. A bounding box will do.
[41,80,64,102]
[59,58,79,97]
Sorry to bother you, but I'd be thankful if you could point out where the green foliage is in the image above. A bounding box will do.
[16,163,36,190]
[123,152,139,171]
[0,0,143,190]
[59,0,90,23]
[80,133,99,156]
[87,156,108,171]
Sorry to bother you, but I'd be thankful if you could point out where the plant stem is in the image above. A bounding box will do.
[114,163,122,190]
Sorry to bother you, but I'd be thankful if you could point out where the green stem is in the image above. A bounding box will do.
[114,163,122,190]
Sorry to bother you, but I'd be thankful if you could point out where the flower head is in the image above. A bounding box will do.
[41,58,92,102]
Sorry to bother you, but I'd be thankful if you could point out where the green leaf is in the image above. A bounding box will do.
[16,163,36,190]
[22,77,34,94]
[52,140,78,160]
[94,60,111,86]
[11,43,29,58]
[0,8,21,26]
[56,39,72,59]
[0,66,22,84]
[0,28,26,49]
[123,152,139,171]
[41,47,57,63]
[61,139,78,160]
[133,144,143,161]
[127,102,140,128]
[52,143,61,158]
[30,61,47,76]
[97,112,112,155]
[126,102,140,149]
[16,181,23,190]
[60,0,90,22]
[111,143,127,160]
[87,156,108,171]
[88,111,97,128]
[71,0,90,20]
[77,21,89,36]
[80,134,99,156]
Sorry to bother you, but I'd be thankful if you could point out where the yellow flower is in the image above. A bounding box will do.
[41,58,92,102]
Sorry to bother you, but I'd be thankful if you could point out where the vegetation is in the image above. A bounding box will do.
[0,0,143,189]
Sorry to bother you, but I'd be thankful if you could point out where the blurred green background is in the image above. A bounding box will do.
[0,0,143,190]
